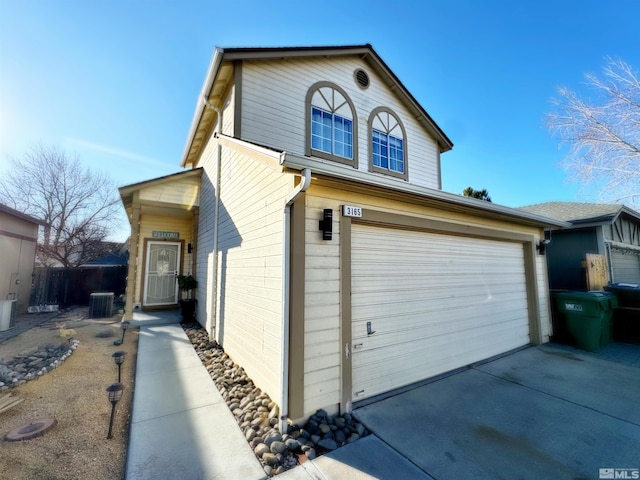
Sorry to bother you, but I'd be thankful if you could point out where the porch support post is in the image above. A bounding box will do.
[124,196,141,320]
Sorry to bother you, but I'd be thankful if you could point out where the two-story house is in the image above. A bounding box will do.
[119,45,566,427]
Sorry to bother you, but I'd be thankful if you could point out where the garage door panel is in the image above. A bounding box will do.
[352,326,529,399]
[351,225,530,400]
[352,310,529,351]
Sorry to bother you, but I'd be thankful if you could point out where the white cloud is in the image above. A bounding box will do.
[63,137,174,170]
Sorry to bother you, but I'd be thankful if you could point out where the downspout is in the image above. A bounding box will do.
[204,101,223,341]
[280,167,311,433]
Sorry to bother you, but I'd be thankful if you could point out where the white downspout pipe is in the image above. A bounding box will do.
[280,167,311,433]
[205,100,222,342]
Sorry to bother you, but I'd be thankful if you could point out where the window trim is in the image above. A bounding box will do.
[368,107,408,181]
[306,81,358,167]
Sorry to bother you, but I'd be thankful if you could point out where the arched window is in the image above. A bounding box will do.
[369,107,407,180]
[306,82,358,166]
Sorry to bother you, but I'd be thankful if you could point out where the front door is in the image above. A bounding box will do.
[144,241,181,307]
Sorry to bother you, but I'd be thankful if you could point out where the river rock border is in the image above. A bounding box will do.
[182,322,370,477]
[0,340,80,392]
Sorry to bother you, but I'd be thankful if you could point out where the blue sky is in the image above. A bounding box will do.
[2,1,640,240]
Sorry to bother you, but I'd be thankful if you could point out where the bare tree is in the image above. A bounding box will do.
[547,58,640,205]
[463,187,492,202]
[0,144,122,267]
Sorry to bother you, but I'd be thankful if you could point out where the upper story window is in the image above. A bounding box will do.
[369,107,408,180]
[306,82,358,166]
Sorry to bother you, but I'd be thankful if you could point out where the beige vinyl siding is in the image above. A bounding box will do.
[222,84,235,135]
[201,139,294,405]
[196,130,221,333]
[240,57,441,189]
[302,182,546,417]
[139,176,200,206]
[135,216,193,304]
[304,194,342,413]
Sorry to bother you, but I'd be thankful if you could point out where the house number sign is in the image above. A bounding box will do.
[342,205,363,218]
[152,231,180,239]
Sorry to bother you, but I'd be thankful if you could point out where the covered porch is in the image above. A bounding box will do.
[119,169,202,321]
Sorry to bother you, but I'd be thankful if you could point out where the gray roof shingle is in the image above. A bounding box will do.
[518,202,624,223]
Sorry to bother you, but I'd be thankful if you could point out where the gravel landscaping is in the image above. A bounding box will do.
[182,322,371,477]
[0,308,136,480]
[0,340,79,390]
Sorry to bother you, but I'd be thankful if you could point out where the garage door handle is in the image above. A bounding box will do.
[367,321,376,335]
[354,390,365,396]
[353,343,363,349]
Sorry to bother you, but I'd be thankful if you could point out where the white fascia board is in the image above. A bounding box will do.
[281,152,570,229]
[180,48,225,167]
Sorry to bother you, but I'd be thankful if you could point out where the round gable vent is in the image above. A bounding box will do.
[354,69,370,89]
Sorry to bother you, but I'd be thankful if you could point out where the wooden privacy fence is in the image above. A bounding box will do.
[29,266,127,309]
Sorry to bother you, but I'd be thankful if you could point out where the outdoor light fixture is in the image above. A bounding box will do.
[106,382,124,439]
[114,321,130,346]
[318,209,333,240]
[536,230,552,255]
[112,350,126,382]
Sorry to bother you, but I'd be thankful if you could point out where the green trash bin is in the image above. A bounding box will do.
[603,283,640,340]
[552,291,617,352]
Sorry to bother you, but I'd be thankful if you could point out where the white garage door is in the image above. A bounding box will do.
[351,225,530,400]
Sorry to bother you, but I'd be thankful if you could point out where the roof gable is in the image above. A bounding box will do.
[181,44,453,168]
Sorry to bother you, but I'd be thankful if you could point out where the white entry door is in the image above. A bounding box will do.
[144,241,181,307]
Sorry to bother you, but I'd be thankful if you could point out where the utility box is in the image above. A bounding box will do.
[0,299,17,331]
[88,292,114,319]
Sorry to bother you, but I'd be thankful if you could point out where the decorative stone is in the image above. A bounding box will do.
[262,453,278,466]
[270,441,287,454]
[317,438,338,451]
[254,443,270,457]
[285,438,300,451]
[347,433,360,443]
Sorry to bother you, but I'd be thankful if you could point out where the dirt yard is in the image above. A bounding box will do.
[0,307,138,480]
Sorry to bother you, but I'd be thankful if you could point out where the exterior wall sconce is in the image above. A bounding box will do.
[319,209,333,240]
[536,230,552,255]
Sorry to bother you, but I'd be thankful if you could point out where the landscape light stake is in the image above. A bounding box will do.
[106,382,124,439]
[119,321,130,345]
[112,351,126,382]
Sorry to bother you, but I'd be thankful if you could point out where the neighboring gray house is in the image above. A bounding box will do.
[519,202,640,289]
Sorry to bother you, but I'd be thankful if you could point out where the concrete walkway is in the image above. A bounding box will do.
[125,323,266,480]
[125,320,427,480]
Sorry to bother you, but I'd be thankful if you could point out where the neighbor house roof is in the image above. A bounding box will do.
[0,202,45,225]
[519,202,640,226]
[181,44,454,168]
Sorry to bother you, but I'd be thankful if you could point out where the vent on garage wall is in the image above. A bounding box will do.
[354,68,370,89]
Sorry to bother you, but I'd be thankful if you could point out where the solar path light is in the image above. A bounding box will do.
[106,382,124,439]
[112,350,126,382]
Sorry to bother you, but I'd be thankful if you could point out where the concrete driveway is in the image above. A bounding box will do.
[351,344,640,480]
